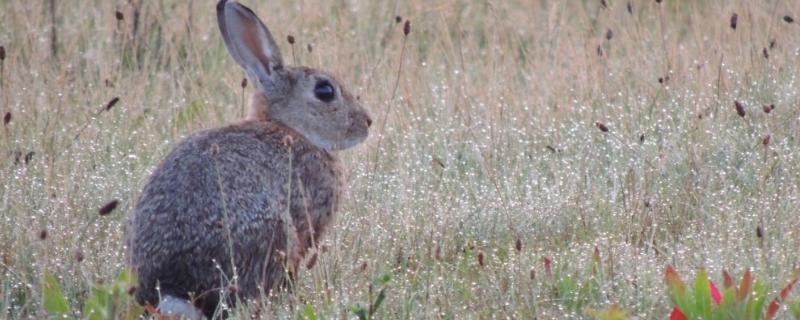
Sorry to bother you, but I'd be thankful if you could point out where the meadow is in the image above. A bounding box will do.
[2,0,800,319]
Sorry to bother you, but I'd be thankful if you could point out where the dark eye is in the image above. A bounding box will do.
[313,81,335,102]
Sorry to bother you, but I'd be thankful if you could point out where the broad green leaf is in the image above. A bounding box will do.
[694,270,712,319]
[42,271,71,317]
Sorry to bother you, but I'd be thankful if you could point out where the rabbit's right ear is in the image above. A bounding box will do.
[217,0,285,88]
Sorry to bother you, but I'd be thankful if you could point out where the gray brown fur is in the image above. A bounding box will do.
[126,1,370,318]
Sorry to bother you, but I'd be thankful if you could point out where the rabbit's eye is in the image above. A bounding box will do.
[313,81,336,102]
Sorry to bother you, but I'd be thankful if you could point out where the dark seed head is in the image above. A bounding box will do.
[39,229,48,240]
[115,10,124,21]
[529,268,536,280]
[0,46,5,61]
[307,43,313,53]
[734,100,746,117]
[595,122,609,132]
[606,29,613,40]
[287,35,295,45]
[476,250,485,267]
[763,48,769,59]
[104,97,120,112]
[515,238,522,253]
[240,77,247,88]
[762,134,771,146]
[784,15,794,23]
[600,0,608,9]
[74,250,84,263]
[127,286,137,296]
[3,112,10,125]
[24,152,34,165]
[762,104,772,114]
[627,2,633,14]
[395,16,402,23]
[730,13,738,30]
[305,252,318,270]
[639,134,645,144]
[770,39,777,49]
[756,225,763,238]
[98,199,119,216]
[597,46,603,57]
[403,20,411,36]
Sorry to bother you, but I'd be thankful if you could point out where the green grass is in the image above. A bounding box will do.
[1,0,800,319]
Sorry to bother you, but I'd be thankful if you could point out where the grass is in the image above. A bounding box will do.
[1,0,800,318]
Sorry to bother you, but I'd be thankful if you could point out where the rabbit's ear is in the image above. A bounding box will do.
[217,0,284,84]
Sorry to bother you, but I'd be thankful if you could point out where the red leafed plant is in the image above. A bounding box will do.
[665,266,798,320]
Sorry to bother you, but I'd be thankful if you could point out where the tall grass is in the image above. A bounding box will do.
[1,0,800,318]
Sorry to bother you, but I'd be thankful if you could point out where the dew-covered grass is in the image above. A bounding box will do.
[2,0,800,319]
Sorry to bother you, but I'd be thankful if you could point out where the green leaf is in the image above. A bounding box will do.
[787,300,800,318]
[42,271,71,317]
[370,287,387,317]
[372,272,392,287]
[694,270,712,319]
[300,304,318,320]
[82,287,111,320]
[348,303,368,320]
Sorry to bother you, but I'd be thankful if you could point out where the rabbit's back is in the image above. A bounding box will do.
[128,120,342,313]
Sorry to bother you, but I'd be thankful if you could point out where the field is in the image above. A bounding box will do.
[2,0,800,319]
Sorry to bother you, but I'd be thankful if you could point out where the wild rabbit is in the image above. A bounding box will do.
[126,1,371,318]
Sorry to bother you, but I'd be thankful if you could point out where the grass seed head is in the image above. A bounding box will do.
[24,151,33,164]
[104,97,120,112]
[403,20,411,36]
[287,35,295,45]
[595,122,609,132]
[763,104,772,114]
[515,238,522,253]
[734,100,746,117]
[38,229,48,240]
[306,252,318,270]
[307,43,312,53]
[762,135,770,146]
[115,10,124,21]
[606,29,613,40]
[74,250,84,262]
[476,250,485,267]
[98,199,119,216]
[730,13,738,30]
[0,45,5,61]
[627,2,633,14]
[241,77,247,88]
[3,112,10,125]
[395,16,402,23]
[784,15,794,23]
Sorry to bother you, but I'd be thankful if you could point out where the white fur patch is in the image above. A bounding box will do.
[159,295,205,320]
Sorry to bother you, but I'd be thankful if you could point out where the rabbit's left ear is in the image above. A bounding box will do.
[217,0,284,83]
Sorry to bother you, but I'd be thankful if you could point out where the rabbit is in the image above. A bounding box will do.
[125,0,372,318]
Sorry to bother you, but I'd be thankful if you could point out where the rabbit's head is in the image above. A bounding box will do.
[217,0,371,151]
